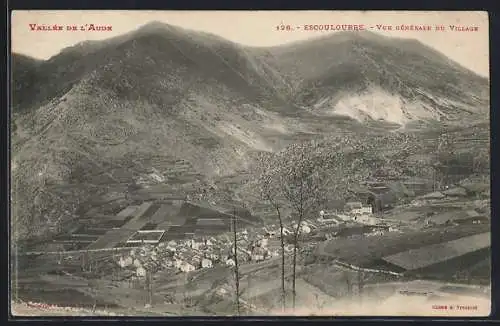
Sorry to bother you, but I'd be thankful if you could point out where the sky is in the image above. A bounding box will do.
[11,10,489,77]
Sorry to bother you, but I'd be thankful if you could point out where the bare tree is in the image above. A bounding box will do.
[145,267,153,307]
[275,142,332,310]
[251,136,391,311]
[254,152,287,312]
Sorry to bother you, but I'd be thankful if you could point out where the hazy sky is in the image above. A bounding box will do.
[11,10,489,77]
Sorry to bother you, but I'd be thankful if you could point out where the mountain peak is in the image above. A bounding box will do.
[137,20,176,33]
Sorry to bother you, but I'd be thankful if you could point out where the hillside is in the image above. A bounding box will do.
[11,22,303,241]
[11,23,489,242]
[254,31,489,125]
[11,54,43,114]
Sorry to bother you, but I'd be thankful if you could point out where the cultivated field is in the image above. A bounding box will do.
[315,223,490,267]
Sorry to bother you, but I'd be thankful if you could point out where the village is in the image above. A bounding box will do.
[13,175,490,315]
[114,200,375,278]
[107,174,490,294]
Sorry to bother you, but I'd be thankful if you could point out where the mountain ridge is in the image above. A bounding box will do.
[13,24,489,123]
[11,22,489,242]
[250,30,488,124]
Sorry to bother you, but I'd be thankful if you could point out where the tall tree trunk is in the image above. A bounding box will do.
[278,212,286,312]
[292,172,305,311]
[232,212,240,315]
[292,238,298,309]
[269,199,286,312]
[148,270,153,306]
[292,211,303,310]
[145,269,150,306]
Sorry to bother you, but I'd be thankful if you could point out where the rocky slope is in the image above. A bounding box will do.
[254,31,489,125]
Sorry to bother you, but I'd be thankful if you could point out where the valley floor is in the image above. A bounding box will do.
[12,182,491,317]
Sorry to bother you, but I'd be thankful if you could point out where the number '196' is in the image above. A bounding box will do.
[276,24,292,31]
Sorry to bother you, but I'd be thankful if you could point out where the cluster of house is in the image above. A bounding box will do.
[261,220,314,238]
[318,201,375,225]
[117,240,218,275]
[116,227,289,276]
[115,215,331,278]
[114,198,394,279]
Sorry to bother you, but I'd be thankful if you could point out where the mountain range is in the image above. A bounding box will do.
[11,21,489,242]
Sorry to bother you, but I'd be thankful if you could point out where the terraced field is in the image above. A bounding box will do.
[315,223,490,267]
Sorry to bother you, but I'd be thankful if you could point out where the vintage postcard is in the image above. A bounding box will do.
[10,10,490,317]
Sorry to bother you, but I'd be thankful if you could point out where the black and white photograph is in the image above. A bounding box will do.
[10,10,490,316]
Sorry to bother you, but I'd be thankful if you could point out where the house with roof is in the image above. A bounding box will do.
[352,181,414,214]
[201,258,213,269]
[162,258,174,268]
[173,258,183,269]
[251,247,267,262]
[136,266,147,278]
[207,252,220,262]
[188,239,203,250]
[179,261,196,273]
[345,201,372,215]
[352,214,379,226]
[118,255,134,268]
